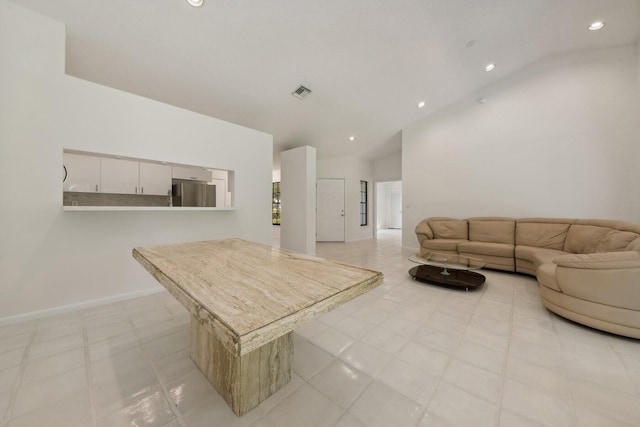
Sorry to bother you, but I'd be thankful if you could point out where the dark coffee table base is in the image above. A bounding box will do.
[409,265,485,291]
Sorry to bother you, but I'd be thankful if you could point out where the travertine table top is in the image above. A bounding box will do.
[133,238,383,354]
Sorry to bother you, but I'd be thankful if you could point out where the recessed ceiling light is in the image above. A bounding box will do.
[417,101,426,109]
[348,136,355,142]
[588,21,605,31]
[187,0,204,7]
[485,63,496,72]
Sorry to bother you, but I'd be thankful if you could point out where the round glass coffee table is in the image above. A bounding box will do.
[408,252,486,291]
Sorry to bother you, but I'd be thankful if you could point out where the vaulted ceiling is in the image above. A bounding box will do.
[11,0,640,166]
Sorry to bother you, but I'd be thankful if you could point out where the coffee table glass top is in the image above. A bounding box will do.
[408,252,486,290]
[409,252,486,271]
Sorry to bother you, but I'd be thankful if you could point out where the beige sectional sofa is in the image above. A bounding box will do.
[415,217,640,339]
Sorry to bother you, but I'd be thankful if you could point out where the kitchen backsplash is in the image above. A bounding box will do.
[63,192,170,207]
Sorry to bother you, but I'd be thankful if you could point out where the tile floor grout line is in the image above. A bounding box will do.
[82,309,98,427]
[294,328,385,426]
[127,312,187,427]
[552,314,582,427]
[503,310,576,426]
[495,274,516,427]
[342,255,462,424]
[417,287,484,425]
[1,325,36,425]
[609,337,640,398]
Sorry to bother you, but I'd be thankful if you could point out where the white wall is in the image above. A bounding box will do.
[0,2,273,321]
[280,146,316,255]
[317,156,374,242]
[402,45,640,248]
[636,41,640,219]
[373,151,402,182]
[637,42,640,108]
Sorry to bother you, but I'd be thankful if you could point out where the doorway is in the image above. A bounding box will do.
[388,191,402,229]
[376,181,402,230]
[317,178,345,241]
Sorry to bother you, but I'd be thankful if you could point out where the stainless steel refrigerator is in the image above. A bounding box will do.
[172,182,216,207]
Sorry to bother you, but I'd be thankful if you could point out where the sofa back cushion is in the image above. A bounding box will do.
[564,225,611,254]
[467,218,514,244]
[597,231,640,252]
[563,225,639,254]
[574,219,640,234]
[428,219,468,240]
[627,238,640,254]
[516,222,570,250]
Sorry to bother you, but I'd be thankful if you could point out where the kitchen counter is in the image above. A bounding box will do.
[63,206,235,211]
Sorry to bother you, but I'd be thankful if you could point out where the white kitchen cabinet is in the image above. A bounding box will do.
[62,149,234,208]
[139,162,172,196]
[100,158,139,194]
[172,165,212,182]
[63,152,100,192]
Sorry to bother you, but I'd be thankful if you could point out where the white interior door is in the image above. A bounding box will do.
[388,191,402,229]
[317,178,345,241]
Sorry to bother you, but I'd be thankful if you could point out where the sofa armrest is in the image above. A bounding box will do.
[415,219,434,245]
[553,251,640,270]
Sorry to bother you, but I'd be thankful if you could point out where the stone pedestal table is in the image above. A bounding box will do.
[132,238,383,416]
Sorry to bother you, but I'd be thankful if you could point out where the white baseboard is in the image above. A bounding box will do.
[0,287,165,326]
[345,236,374,243]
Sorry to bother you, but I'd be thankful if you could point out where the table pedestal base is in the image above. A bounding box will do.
[190,317,293,416]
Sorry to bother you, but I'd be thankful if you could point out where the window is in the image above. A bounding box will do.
[360,180,368,226]
[272,182,281,225]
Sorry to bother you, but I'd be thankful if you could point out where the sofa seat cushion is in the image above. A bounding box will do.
[554,254,640,311]
[516,246,567,269]
[536,263,560,292]
[422,239,468,252]
[459,253,514,271]
[531,249,568,268]
[457,241,513,258]
[515,259,537,275]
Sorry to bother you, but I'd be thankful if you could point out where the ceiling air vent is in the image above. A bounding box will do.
[291,85,312,100]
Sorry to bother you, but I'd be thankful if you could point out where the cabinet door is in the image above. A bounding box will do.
[139,163,172,196]
[172,165,212,182]
[63,153,100,192]
[100,158,139,194]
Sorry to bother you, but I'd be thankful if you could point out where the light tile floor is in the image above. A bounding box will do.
[1,229,639,426]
